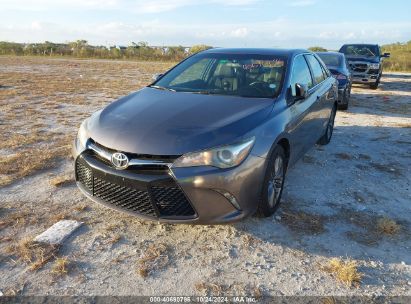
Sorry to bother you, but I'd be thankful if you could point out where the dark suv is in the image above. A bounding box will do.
[339,44,390,89]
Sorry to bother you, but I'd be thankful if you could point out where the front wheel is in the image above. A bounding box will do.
[256,145,287,217]
[318,105,336,145]
[370,82,379,90]
[370,77,380,90]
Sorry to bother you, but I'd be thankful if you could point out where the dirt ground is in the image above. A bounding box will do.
[0,56,410,297]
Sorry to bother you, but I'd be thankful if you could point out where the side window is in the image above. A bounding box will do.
[320,63,329,79]
[290,55,314,96]
[305,54,326,84]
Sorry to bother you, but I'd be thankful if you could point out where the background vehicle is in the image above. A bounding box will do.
[73,49,338,224]
[339,44,390,89]
[317,52,352,110]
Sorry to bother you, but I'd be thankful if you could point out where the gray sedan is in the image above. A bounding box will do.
[73,48,338,224]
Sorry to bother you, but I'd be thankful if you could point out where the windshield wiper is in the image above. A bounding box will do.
[149,85,176,92]
[191,90,215,95]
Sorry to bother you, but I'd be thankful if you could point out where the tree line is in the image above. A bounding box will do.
[1,40,410,71]
[0,40,212,61]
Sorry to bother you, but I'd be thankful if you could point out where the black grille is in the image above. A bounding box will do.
[76,161,93,193]
[93,177,157,216]
[368,69,379,75]
[151,186,195,216]
[350,63,368,73]
[75,158,196,219]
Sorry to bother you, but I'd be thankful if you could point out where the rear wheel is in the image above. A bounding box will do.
[318,105,336,145]
[257,146,287,217]
[338,88,349,111]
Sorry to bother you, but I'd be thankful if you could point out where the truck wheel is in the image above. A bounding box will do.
[370,77,380,90]
[370,82,379,90]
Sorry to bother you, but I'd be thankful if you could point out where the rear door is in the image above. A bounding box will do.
[304,54,335,139]
[287,54,318,160]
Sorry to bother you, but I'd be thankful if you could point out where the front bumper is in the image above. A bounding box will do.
[351,73,379,84]
[73,140,266,224]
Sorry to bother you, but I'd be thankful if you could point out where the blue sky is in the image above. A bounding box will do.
[1,0,410,49]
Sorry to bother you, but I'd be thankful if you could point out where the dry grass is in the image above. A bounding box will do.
[242,234,262,248]
[0,210,36,229]
[370,162,401,176]
[321,258,363,288]
[137,243,169,278]
[50,212,68,223]
[49,174,74,187]
[281,209,326,235]
[107,234,122,245]
[0,56,174,187]
[377,218,401,235]
[339,209,403,245]
[51,257,70,276]
[195,282,224,296]
[335,152,352,160]
[73,203,88,212]
[194,282,262,297]
[6,237,60,271]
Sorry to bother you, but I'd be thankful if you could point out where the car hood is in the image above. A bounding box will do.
[87,87,274,155]
[345,55,379,63]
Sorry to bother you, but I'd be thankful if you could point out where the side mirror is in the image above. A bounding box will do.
[152,73,163,81]
[295,83,308,100]
[383,53,390,58]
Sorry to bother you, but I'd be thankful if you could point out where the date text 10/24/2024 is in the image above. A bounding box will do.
[149,297,258,303]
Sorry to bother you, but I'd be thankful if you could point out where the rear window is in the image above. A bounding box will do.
[317,53,342,67]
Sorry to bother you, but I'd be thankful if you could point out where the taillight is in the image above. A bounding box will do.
[333,73,347,80]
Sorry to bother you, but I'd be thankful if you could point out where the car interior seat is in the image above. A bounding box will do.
[212,65,238,92]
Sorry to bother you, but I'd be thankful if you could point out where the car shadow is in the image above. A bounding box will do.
[233,123,411,286]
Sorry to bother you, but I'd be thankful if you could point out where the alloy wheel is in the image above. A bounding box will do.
[267,155,284,208]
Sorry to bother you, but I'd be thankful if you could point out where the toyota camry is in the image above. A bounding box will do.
[73,48,338,224]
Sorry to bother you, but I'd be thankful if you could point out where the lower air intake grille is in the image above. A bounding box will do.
[75,158,196,218]
[76,161,93,193]
[151,186,195,216]
[93,177,156,216]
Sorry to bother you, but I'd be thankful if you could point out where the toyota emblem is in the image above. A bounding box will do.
[111,152,129,169]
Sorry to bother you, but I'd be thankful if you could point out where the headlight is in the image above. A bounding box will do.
[77,119,89,148]
[173,137,255,169]
[369,63,380,69]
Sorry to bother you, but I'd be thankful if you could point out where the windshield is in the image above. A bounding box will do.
[153,53,287,98]
[340,45,379,57]
[317,53,342,67]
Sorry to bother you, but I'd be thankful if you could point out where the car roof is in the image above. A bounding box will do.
[340,43,378,47]
[202,48,309,57]
[316,51,345,57]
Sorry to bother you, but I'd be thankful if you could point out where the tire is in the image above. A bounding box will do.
[337,89,349,111]
[370,77,380,90]
[370,82,379,90]
[256,145,287,217]
[338,103,348,111]
[318,104,337,145]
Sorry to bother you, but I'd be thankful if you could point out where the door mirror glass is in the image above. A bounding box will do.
[295,83,308,99]
[383,53,390,58]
